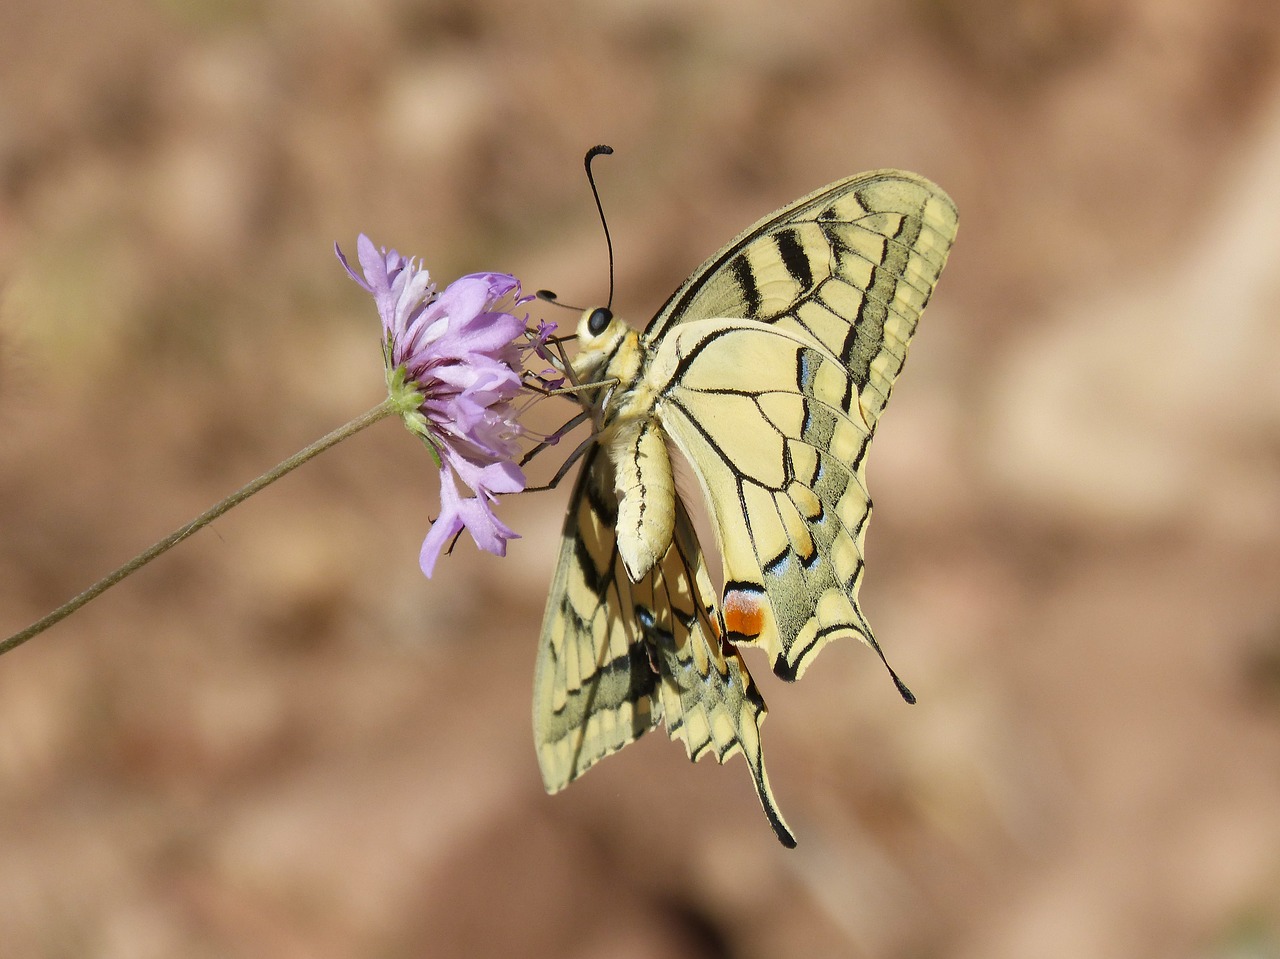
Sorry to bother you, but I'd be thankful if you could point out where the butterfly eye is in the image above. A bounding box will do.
[587,307,613,337]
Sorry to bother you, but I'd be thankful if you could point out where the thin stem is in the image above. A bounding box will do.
[0,399,397,659]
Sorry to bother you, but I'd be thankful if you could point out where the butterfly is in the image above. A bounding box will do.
[533,168,958,846]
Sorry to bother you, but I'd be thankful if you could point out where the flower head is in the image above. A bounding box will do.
[337,234,546,576]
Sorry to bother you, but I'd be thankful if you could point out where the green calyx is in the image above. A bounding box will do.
[385,361,442,468]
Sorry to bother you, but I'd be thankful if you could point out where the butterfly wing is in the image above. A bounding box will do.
[535,446,794,845]
[644,172,958,682]
[645,170,957,435]
[534,447,661,788]
[635,488,795,847]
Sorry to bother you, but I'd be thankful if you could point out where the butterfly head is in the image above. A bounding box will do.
[578,305,620,344]
[569,305,645,420]
[572,305,634,375]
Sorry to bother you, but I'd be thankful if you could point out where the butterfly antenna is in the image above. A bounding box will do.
[584,144,615,309]
[535,289,586,313]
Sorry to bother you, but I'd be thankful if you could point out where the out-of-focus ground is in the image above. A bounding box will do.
[2,1,1280,956]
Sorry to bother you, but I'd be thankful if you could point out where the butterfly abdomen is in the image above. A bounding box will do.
[578,318,680,584]
[607,413,676,583]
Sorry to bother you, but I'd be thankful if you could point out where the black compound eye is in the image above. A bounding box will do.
[587,307,612,336]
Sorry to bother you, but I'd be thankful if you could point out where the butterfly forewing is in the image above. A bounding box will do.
[645,171,958,433]
[534,447,660,790]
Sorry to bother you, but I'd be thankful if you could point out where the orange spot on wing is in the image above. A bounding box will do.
[723,589,765,639]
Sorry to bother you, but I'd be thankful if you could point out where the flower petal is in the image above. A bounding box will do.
[356,234,390,295]
[335,241,371,292]
[418,465,521,576]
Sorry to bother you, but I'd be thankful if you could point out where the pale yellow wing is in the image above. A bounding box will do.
[634,495,794,847]
[644,170,957,434]
[644,173,957,683]
[653,321,887,684]
[534,447,660,788]
[534,446,794,845]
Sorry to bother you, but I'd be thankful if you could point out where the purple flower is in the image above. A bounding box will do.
[337,234,542,576]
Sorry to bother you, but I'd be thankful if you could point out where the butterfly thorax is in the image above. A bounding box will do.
[570,308,649,427]
[572,308,674,583]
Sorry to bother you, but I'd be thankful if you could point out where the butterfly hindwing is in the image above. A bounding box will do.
[635,498,795,846]
[534,448,794,844]
[654,321,890,682]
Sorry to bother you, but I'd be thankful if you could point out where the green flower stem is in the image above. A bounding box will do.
[0,399,397,659]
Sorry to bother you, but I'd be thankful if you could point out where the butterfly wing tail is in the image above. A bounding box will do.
[634,505,797,847]
[643,614,796,848]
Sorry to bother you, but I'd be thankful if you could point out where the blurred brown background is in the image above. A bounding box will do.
[3,0,1280,956]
